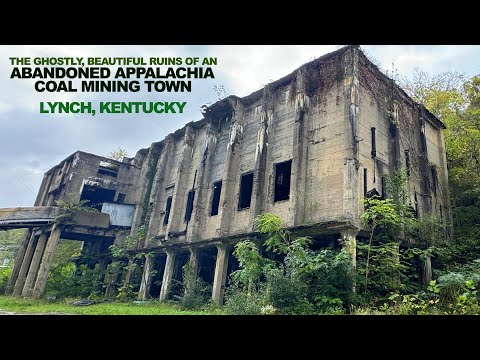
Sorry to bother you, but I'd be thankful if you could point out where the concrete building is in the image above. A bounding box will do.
[2,46,451,303]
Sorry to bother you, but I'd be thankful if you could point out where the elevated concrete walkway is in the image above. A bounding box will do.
[0,207,59,229]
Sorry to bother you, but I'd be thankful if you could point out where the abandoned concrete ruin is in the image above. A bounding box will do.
[1,46,452,304]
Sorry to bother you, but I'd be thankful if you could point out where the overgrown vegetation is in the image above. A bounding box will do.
[225,169,480,314]
[55,198,98,224]
[225,213,353,315]
[0,229,26,265]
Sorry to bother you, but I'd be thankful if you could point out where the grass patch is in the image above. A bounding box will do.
[0,296,224,315]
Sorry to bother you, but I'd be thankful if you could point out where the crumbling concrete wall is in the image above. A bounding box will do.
[34,151,142,209]
[125,47,356,250]
[357,50,451,230]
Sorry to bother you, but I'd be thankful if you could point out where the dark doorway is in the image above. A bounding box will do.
[170,252,190,300]
[163,196,173,226]
[198,247,218,285]
[80,185,116,211]
[274,160,292,202]
[210,181,222,216]
[150,254,167,298]
[238,172,254,210]
[185,190,195,222]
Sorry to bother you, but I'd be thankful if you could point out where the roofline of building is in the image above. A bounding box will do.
[44,46,446,175]
[44,150,134,175]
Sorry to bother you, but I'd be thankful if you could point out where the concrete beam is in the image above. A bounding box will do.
[0,207,59,229]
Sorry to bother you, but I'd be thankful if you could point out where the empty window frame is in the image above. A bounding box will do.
[238,172,254,210]
[163,196,173,226]
[116,193,126,203]
[98,161,119,177]
[274,160,292,202]
[431,166,437,192]
[371,127,376,158]
[185,190,195,222]
[210,181,222,216]
[364,168,368,197]
[405,150,411,177]
[381,176,386,198]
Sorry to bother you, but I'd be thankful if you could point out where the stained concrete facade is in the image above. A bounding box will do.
[5,46,451,303]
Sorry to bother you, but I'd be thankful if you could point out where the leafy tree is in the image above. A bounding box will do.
[401,70,480,273]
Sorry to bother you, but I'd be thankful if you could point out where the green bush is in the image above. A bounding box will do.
[45,262,77,298]
[45,263,105,299]
[224,288,266,315]
[266,272,312,314]
[0,266,12,294]
[181,277,212,310]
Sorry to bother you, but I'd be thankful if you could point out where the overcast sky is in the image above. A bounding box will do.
[1,45,479,208]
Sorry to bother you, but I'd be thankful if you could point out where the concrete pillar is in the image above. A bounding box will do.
[189,248,200,276]
[5,228,32,295]
[250,109,270,222]
[212,244,229,305]
[159,250,176,301]
[184,248,200,294]
[22,232,48,297]
[138,255,154,300]
[32,224,62,299]
[12,232,38,296]
[340,228,358,293]
[166,127,195,236]
[422,255,432,287]
[189,128,217,241]
[145,137,174,242]
[219,99,245,236]
[290,73,308,227]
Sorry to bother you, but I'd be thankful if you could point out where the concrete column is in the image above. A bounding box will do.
[290,73,308,227]
[212,244,230,305]
[219,99,245,236]
[250,109,270,222]
[340,228,358,293]
[32,224,62,299]
[145,137,174,241]
[12,232,38,296]
[189,248,200,276]
[189,128,217,241]
[184,248,200,295]
[159,250,176,301]
[166,127,195,236]
[138,255,154,300]
[422,255,432,287]
[22,232,48,297]
[5,228,32,295]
